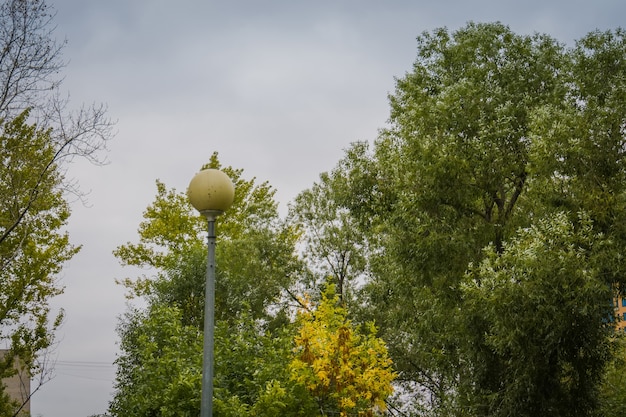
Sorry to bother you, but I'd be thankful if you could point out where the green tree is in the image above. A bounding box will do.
[462,212,614,417]
[288,171,369,305]
[327,23,626,416]
[114,154,300,324]
[109,155,306,416]
[598,336,626,416]
[529,28,626,286]
[108,304,203,417]
[213,311,314,417]
[346,22,567,413]
[0,1,113,413]
[0,111,78,416]
[111,304,300,417]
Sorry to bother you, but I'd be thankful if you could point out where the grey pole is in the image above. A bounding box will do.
[187,168,234,417]
[200,213,218,417]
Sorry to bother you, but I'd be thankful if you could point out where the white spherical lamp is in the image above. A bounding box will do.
[187,168,235,216]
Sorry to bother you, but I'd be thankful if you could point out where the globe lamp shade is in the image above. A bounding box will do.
[187,169,235,214]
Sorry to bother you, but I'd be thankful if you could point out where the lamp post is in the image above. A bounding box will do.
[187,168,235,417]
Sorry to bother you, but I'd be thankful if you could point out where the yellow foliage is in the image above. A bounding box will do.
[290,284,396,416]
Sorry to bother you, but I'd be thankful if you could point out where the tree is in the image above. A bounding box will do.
[344,22,568,413]
[0,0,111,152]
[288,171,369,305]
[528,28,626,286]
[598,335,626,416]
[290,282,396,416]
[111,301,317,417]
[0,110,77,416]
[110,155,306,416]
[0,0,111,183]
[108,304,203,417]
[0,1,113,413]
[0,0,63,116]
[461,212,614,417]
[327,23,626,415]
[114,153,301,323]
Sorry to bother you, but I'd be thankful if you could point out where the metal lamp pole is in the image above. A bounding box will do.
[201,210,219,417]
[187,169,235,417]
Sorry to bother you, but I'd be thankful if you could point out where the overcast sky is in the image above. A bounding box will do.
[28,1,626,416]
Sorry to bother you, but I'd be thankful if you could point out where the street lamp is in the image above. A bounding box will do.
[187,168,235,417]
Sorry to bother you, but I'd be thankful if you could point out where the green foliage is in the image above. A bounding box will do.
[345,22,569,411]
[114,179,202,274]
[0,110,79,414]
[382,21,565,260]
[109,23,626,417]
[528,28,626,288]
[288,170,369,305]
[214,313,314,417]
[461,212,613,416]
[110,297,310,417]
[325,22,626,416]
[108,304,202,417]
[110,154,306,416]
[598,336,626,416]
[110,154,398,417]
[0,0,112,413]
[114,152,301,323]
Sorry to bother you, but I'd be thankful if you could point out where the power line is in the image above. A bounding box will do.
[56,372,113,382]
[52,360,116,382]
[54,360,114,369]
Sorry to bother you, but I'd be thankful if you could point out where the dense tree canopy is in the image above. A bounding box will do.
[110,156,396,417]
[323,22,626,416]
[110,156,303,416]
[113,154,301,324]
[461,213,613,416]
[110,22,626,417]
[598,336,626,415]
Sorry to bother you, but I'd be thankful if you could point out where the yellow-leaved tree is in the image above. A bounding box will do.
[290,283,396,416]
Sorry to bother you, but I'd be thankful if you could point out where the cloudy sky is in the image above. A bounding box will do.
[28,1,626,416]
